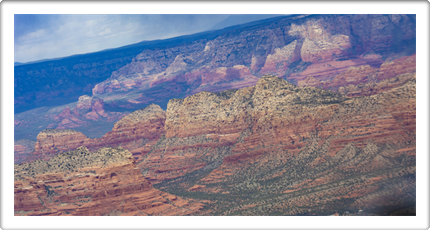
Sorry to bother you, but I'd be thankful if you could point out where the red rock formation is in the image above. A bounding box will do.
[288,58,383,83]
[296,54,416,97]
[30,129,90,162]
[24,104,166,163]
[259,40,302,76]
[14,147,205,216]
[376,54,416,81]
[53,107,87,129]
[136,75,415,216]
[93,103,166,153]
[300,36,352,63]
[185,65,260,96]
[69,95,111,121]
[16,14,416,144]
[17,75,415,216]
[15,14,417,216]
[90,14,415,111]
[14,139,36,164]
[165,88,253,138]
[15,95,127,145]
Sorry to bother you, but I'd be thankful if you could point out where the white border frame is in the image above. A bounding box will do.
[1,1,429,229]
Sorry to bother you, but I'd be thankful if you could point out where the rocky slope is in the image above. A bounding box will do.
[22,104,166,163]
[92,14,415,109]
[14,49,140,114]
[297,54,416,97]
[14,139,36,164]
[14,13,416,215]
[14,147,205,216]
[17,14,415,114]
[15,75,415,215]
[136,75,415,215]
[15,14,415,142]
[14,95,127,141]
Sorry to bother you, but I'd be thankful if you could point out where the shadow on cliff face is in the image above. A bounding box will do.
[225,68,241,81]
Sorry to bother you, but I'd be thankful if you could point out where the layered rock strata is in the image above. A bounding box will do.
[14,147,205,216]
[91,14,416,109]
[24,104,166,163]
[17,75,415,216]
[297,54,416,97]
[14,139,36,164]
[14,95,127,143]
[137,75,415,215]
[31,129,90,161]
[93,104,166,157]
[16,14,416,143]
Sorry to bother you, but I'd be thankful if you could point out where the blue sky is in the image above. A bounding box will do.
[14,14,280,63]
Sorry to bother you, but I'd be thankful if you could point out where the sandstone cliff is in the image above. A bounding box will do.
[92,14,415,110]
[14,147,205,216]
[16,75,415,215]
[23,104,166,163]
[15,14,415,143]
[14,95,127,142]
[14,139,36,164]
[136,75,415,215]
[14,14,416,216]
[297,54,416,97]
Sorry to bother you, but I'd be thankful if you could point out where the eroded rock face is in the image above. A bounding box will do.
[260,40,302,76]
[95,104,166,156]
[16,75,415,215]
[52,96,122,127]
[31,129,90,162]
[14,147,204,216]
[16,14,416,144]
[24,104,166,163]
[14,139,36,164]
[73,95,108,120]
[138,75,415,215]
[14,14,416,216]
[297,54,416,97]
[14,95,128,144]
[91,14,415,110]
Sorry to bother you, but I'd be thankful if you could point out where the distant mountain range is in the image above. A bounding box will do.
[14,14,416,217]
[14,15,290,114]
[15,75,416,216]
[15,14,416,142]
[207,14,287,31]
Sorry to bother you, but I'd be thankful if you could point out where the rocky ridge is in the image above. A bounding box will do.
[92,14,415,109]
[136,75,416,215]
[15,14,416,142]
[14,139,36,164]
[24,104,165,163]
[14,14,416,216]
[16,75,415,215]
[297,54,416,97]
[14,95,127,141]
[14,147,205,216]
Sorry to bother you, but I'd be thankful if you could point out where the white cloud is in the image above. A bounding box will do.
[20,29,46,40]
[14,15,230,63]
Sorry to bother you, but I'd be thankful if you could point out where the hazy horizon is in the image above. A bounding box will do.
[14,14,282,63]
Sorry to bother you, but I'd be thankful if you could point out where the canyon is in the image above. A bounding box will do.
[14,139,35,164]
[14,14,416,216]
[15,147,205,216]
[136,75,416,215]
[23,104,165,163]
[91,14,415,107]
[15,75,416,215]
[14,14,415,141]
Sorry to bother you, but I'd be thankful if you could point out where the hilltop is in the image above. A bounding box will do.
[16,75,416,215]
